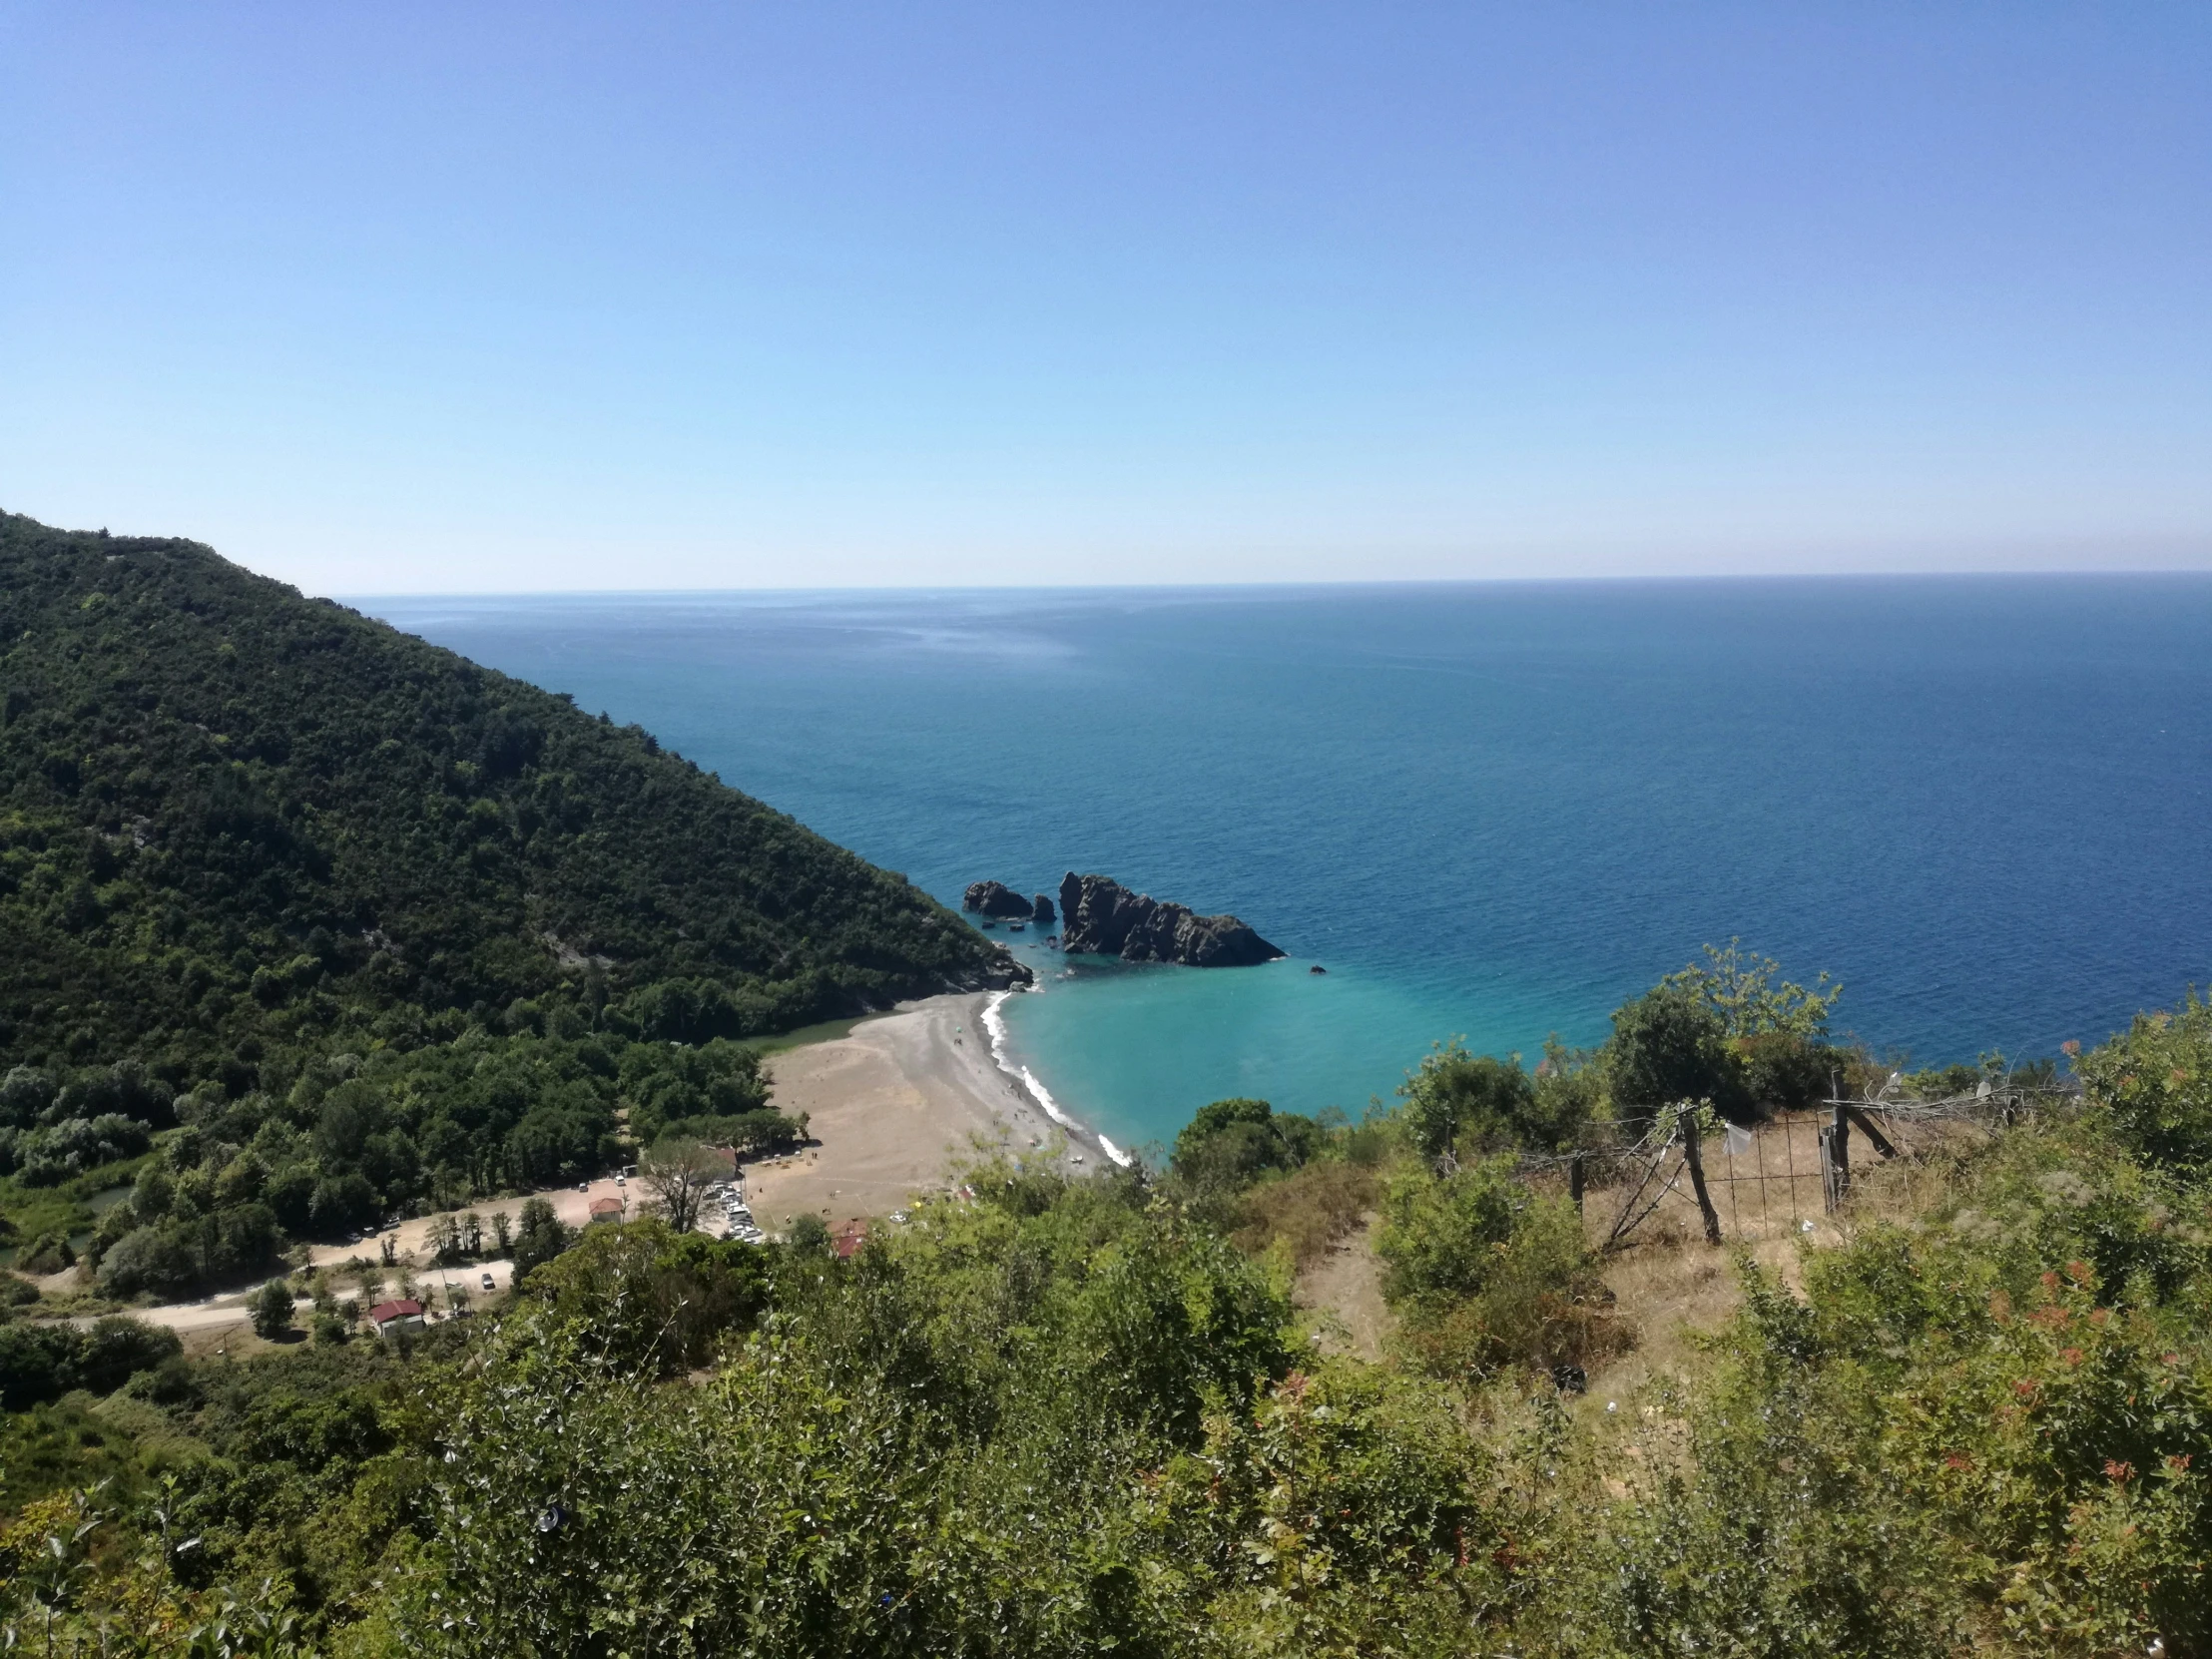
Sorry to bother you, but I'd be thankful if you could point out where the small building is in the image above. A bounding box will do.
[830,1220,868,1260]
[699,1145,739,1179]
[367,1299,425,1339]
[588,1196,626,1225]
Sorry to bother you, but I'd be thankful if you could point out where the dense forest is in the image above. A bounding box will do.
[0,511,1018,1286]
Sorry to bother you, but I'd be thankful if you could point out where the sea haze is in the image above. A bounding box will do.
[365,578,2212,1156]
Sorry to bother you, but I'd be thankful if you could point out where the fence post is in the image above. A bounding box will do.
[1680,1112,1722,1245]
[1569,1153,1585,1215]
[1818,1102,1852,1213]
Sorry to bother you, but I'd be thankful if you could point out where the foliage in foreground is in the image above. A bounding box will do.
[8,958,2212,1653]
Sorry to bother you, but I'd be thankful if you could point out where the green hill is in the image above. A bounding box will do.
[0,511,1017,1277]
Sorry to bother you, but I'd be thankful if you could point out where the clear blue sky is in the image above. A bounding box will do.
[3,3,2208,591]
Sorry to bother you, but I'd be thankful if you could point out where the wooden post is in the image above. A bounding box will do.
[1680,1114,1722,1245]
[1831,1099,1850,1201]
[1569,1153,1585,1214]
[1841,1105,1898,1160]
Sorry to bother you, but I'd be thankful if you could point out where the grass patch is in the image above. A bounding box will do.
[1231,1158,1384,1270]
[743,1014,868,1058]
[0,1156,150,1259]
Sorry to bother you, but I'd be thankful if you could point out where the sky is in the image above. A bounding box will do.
[3,2,2209,592]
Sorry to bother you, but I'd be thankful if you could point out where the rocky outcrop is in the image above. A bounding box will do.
[1055,872,1285,967]
[953,949,1033,991]
[963,879,1035,918]
[1032,893,1056,923]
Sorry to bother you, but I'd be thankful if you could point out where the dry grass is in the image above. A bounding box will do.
[1564,1110,1986,1413]
[1294,1214,1390,1362]
[1231,1158,1383,1270]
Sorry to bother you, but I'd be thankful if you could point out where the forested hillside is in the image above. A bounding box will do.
[0,511,1017,1275]
[0,511,1014,1074]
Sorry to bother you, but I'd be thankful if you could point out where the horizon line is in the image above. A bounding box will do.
[338,565,2212,604]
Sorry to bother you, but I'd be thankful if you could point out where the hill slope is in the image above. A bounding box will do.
[0,511,1019,1280]
[0,511,1018,1082]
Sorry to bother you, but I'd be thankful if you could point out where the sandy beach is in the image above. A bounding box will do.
[746,989,1105,1233]
[84,990,1092,1338]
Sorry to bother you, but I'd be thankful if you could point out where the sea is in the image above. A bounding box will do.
[364,578,2212,1160]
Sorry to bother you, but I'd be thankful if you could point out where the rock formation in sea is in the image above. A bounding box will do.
[1055,872,1285,967]
[963,879,1035,918]
[1032,893,1056,923]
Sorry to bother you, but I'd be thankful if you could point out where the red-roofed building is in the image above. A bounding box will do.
[698,1146,739,1179]
[367,1299,424,1338]
[588,1196,625,1225]
[830,1220,868,1260]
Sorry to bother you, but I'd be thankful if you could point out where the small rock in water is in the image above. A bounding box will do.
[1310,963,1327,974]
[962,879,1034,917]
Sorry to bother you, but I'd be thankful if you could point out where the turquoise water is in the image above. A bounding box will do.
[366,580,2212,1157]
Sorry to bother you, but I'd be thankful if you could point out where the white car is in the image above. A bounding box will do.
[480,1272,496,1292]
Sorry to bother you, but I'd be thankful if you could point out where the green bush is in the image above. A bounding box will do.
[1170,1097,1321,1191]
[1605,982,1752,1124]
[1399,1040,1593,1158]
[0,1316,180,1408]
[2079,993,2212,1170]
[1377,1158,1626,1380]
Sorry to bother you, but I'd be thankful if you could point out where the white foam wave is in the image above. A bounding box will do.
[981,990,1132,1167]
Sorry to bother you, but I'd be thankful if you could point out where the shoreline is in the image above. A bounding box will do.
[978,988,1132,1168]
[746,988,1124,1233]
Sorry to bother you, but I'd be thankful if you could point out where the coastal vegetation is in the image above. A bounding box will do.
[4,977,2208,1654]
[0,512,1014,1292]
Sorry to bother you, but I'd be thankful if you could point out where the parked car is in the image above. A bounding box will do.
[480,1272,496,1292]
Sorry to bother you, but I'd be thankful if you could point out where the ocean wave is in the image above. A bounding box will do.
[982,990,1132,1167]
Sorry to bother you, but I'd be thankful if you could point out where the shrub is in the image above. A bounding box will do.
[1230,1159,1383,1269]
[96,1226,199,1300]
[1605,983,1752,1124]
[1171,1098,1320,1191]
[1377,1158,1626,1379]
[0,1315,181,1408]
[1399,1041,1593,1158]
[2078,993,2212,1170]
[524,1219,771,1375]
[15,1231,74,1275]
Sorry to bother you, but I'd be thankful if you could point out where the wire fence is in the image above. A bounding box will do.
[1499,1082,2077,1253]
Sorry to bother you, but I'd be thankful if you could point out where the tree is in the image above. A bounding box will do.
[249,1278,296,1341]
[511,1196,573,1283]
[1605,983,1751,1125]
[491,1210,513,1254]
[639,1137,721,1234]
[1396,1044,1554,1161]
[349,1259,385,1303]
[1661,938,1839,1039]
[1170,1099,1320,1192]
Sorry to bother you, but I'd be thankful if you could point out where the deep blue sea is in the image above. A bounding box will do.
[364,580,2212,1158]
